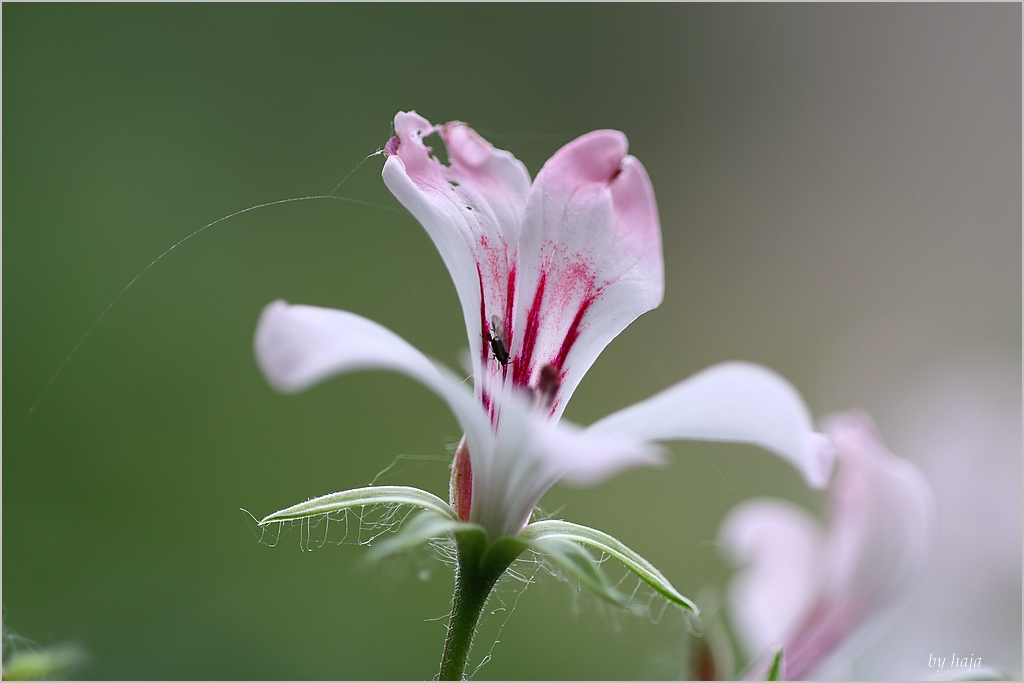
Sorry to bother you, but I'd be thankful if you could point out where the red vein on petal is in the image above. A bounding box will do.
[501,263,516,383]
[481,387,494,425]
[503,263,517,349]
[552,290,599,372]
[513,270,547,388]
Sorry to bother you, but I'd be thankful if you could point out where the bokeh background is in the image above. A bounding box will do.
[4,4,1020,680]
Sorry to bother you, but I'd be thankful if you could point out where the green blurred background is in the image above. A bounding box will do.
[4,4,1020,680]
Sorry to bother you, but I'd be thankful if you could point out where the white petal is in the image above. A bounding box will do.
[719,499,826,659]
[511,131,664,416]
[784,413,933,679]
[541,418,667,487]
[586,361,836,488]
[468,391,663,539]
[820,411,933,607]
[729,413,937,679]
[780,411,935,678]
[382,112,532,391]
[253,300,493,462]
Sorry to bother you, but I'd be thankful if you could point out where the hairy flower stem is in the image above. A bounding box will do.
[439,531,519,680]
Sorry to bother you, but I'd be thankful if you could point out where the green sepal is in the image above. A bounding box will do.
[364,511,483,564]
[453,526,488,561]
[480,536,529,575]
[257,485,459,526]
[519,519,698,614]
[767,647,784,681]
[525,536,642,609]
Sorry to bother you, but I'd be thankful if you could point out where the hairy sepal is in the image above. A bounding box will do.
[257,485,459,526]
[365,511,484,564]
[524,537,643,609]
[520,519,697,614]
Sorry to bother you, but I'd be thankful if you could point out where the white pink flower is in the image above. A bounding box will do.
[381,112,663,424]
[719,411,934,679]
[254,112,834,541]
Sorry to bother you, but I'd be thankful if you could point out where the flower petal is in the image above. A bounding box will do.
[253,300,493,461]
[719,499,825,662]
[819,411,933,607]
[510,130,664,417]
[780,411,934,679]
[253,300,660,541]
[585,362,835,488]
[720,412,935,680]
[382,112,532,391]
[468,391,661,539]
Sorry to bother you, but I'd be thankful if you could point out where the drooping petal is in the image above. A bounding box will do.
[719,500,825,661]
[586,362,835,488]
[254,300,493,463]
[382,112,532,396]
[511,130,664,417]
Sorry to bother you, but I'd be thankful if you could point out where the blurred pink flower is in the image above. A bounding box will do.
[719,411,934,679]
[254,112,834,540]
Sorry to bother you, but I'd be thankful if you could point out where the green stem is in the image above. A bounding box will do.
[438,532,516,680]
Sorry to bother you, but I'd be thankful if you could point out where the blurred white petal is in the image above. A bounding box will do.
[719,499,825,658]
[720,411,934,679]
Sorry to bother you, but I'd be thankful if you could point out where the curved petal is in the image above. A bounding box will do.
[381,112,532,394]
[719,499,825,660]
[253,300,493,463]
[510,130,664,417]
[586,362,836,488]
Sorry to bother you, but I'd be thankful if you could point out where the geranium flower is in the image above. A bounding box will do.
[380,112,663,429]
[718,411,934,680]
[254,113,839,680]
[255,112,834,542]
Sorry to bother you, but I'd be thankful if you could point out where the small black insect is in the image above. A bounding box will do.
[486,314,510,366]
